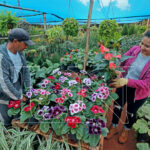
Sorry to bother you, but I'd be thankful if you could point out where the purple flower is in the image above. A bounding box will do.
[37,110,44,116]
[53,89,59,94]
[97,119,106,128]
[26,91,32,98]
[91,96,96,102]
[43,113,52,120]
[41,83,46,88]
[50,86,55,90]
[48,107,54,114]
[58,105,65,111]
[53,106,62,117]
[92,126,101,135]
[42,106,49,111]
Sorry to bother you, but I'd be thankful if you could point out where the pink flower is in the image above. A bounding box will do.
[100,45,109,54]
[104,53,113,60]
[109,62,116,69]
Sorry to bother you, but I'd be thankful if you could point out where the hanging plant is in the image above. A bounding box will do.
[0,10,21,36]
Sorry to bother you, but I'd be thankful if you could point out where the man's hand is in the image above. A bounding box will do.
[109,78,128,88]
[21,96,28,102]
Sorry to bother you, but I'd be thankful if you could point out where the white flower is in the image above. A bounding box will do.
[52,68,60,74]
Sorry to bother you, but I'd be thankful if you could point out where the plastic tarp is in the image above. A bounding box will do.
[0,0,150,24]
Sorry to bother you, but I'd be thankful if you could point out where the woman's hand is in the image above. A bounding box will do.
[21,96,28,102]
[109,78,128,88]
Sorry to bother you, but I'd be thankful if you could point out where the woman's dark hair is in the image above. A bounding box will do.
[144,30,150,38]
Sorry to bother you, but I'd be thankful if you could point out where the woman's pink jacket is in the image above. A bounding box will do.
[121,46,150,100]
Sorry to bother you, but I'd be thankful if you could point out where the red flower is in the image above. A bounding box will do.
[77,92,87,98]
[48,76,55,80]
[8,100,21,109]
[75,77,81,83]
[66,52,69,55]
[8,101,15,108]
[75,117,81,124]
[65,116,81,128]
[76,49,79,52]
[69,55,72,59]
[24,106,32,112]
[104,53,113,60]
[100,45,109,54]
[68,122,76,128]
[109,62,116,69]
[65,116,72,122]
[13,101,21,109]
[24,102,35,112]
[55,84,61,90]
[91,105,104,114]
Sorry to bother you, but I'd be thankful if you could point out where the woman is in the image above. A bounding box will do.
[106,30,150,143]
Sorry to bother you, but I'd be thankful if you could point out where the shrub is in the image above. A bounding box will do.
[98,20,121,47]
[62,18,79,38]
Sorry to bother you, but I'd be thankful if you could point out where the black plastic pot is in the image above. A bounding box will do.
[137,133,148,142]
[68,133,78,142]
[68,64,80,73]
[26,117,39,126]
[60,64,67,71]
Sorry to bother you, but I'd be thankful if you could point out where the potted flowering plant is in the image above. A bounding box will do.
[60,45,131,81]
[9,65,119,147]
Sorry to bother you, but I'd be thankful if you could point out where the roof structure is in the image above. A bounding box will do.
[0,0,150,25]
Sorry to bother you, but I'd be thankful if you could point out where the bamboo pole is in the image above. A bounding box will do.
[146,19,149,29]
[43,13,47,30]
[83,0,94,71]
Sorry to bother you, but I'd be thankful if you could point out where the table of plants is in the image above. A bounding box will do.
[8,45,129,148]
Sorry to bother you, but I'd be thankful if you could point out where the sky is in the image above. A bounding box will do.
[0,0,149,24]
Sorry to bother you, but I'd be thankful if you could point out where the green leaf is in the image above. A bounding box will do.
[110,92,119,101]
[20,111,32,123]
[50,94,58,102]
[8,108,20,117]
[136,143,150,150]
[89,134,100,147]
[101,128,109,137]
[39,121,50,133]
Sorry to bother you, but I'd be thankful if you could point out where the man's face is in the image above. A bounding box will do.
[13,39,28,52]
[16,41,28,52]
[140,36,150,56]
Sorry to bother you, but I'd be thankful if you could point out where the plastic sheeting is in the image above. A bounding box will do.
[0,0,150,24]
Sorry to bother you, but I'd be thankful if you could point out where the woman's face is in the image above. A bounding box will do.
[140,36,150,56]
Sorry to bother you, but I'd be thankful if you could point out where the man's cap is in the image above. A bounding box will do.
[8,28,34,46]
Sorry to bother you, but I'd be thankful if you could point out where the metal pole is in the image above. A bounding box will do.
[83,0,94,71]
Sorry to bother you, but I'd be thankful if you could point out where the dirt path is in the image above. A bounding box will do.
[103,104,137,150]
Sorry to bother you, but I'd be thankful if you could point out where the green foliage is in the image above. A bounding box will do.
[128,24,137,35]
[121,24,128,35]
[136,143,150,150]
[0,10,20,36]
[98,20,121,47]
[0,123,70,150]
[62,18,79,37]
[120,34,142,53]
[46,26,64,43]
[17,21,30,32]
[138,25,147,34]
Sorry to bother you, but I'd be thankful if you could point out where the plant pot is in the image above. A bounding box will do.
[68,64,80,73]
[26,117,39,126]
[68,133,78,142]
[60,64,67,71]
[137,133,148,142]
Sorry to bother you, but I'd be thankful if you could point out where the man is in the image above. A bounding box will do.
[0,28,34,127]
